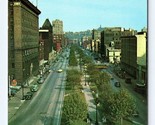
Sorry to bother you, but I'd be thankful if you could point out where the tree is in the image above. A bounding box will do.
[69,46,78,66]
[70,120,88,125]
[66,69,82,89]
[101,89,136,125]
[62,93,88,125]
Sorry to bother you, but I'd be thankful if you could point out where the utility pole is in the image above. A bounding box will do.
[36,0,38,7]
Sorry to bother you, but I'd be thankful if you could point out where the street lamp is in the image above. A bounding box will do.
[84,64,87,86]
[22,68,25,100]
[95,93,99,125]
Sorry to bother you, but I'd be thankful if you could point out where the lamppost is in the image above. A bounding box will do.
[22,68,25,100]
[95,93,99,125]
[84,64,87,86]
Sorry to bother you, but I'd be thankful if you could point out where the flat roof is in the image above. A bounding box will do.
[39,29,49,32]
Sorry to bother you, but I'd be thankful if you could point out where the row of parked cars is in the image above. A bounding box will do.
[23,77,45,100]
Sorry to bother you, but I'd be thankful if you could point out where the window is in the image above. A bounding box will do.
[12,63,15,68]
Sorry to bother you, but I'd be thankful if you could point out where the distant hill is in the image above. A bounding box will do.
[65,26,104,40]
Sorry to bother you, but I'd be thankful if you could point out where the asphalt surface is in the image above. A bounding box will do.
[8,55,68,125]
[106,66,147,125]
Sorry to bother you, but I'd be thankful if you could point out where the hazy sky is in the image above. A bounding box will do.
[30,0,147,32]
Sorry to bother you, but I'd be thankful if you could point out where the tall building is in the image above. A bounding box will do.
[52,19,63,34]
[101,27,137,60]
[101,27,123,58]
[8,0,41,84]
[39,19,55,74]
[39,19,53,60]
[121,32,147,84]
[52,19,64,52]
[92,29,101,54]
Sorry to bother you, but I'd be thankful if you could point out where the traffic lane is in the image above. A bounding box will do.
[102,69,121,92]
[8,71,59,125]
[9,61,64,125]
[51,52,68,125]
[106,67,147,125]
[52,73,66,125]
[9,52,68,125]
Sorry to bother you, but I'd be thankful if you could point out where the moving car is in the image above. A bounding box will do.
[115,82,121,87]
[30,84,38,92]
[57,69,63,73]
[24,92,33,100]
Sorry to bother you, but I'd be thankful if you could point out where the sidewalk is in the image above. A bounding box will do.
[81,77,103,125]
[8,76,38,121]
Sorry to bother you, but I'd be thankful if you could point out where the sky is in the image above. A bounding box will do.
[29,0,147,32]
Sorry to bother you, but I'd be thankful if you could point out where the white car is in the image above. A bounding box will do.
[57,69,63,73]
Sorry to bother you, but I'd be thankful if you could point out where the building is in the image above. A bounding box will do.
[39,19,55,74]
[92,29,101,54]
[107,48,121,63]
[101,27,137,60]
[101,27,122,59]
[8,0,41,84]
[39,19,53,60]
[52,19,64,52]
[121,32,147,85]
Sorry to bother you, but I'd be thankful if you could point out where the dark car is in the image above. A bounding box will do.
[125,78,131,84]
[37,78,44,84]
[11,89,17,96]
[134,84,146,94]
[24,92,33,100]
[115,82,121,87]
[30,84,38,92]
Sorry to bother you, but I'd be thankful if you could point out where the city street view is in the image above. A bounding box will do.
[8,0,147,125]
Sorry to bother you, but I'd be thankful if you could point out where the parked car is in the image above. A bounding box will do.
[115,82,121,87]
[134,83,146,94]
[30,84,38,92]
[132,110,139,117]
[24,92,33,100]
[37,78,44,84]
[111,77,114,80]
[11,89,17,96]
[125,78,132,84]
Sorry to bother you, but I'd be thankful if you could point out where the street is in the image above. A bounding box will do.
[106,65,147,125]
[8,53,68,125]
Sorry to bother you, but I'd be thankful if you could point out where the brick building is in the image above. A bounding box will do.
[39,19,55,74]
[8,0,41,84]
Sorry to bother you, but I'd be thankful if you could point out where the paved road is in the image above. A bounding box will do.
[8,54,68,125]
[105,66,147,125]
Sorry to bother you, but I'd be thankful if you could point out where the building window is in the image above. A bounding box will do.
[12,63,15,68]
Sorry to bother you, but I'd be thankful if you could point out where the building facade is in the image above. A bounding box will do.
[39,19,53,60]
[52,19,64,52]
[121,32,147,84]
[107,48,121,63]
[101,27,137,60]
[101,27,122,59]
[8,0,41,84]
[92,29,101,54]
